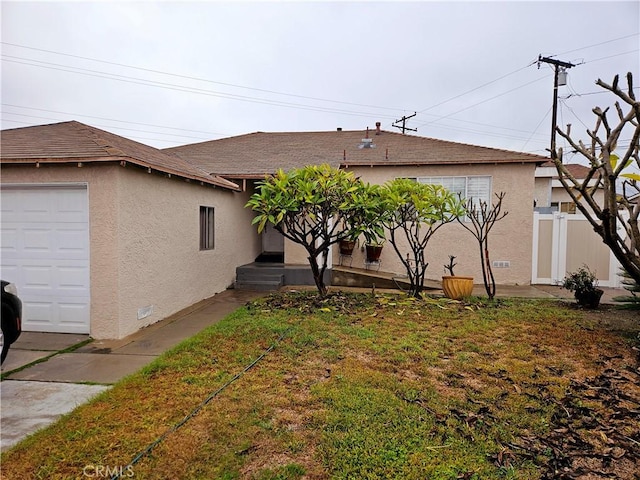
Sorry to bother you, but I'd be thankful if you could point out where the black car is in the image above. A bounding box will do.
[1,280,22,364]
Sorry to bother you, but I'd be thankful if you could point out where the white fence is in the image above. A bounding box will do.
[532,212,622,287]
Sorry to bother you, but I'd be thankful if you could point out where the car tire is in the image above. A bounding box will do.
[1,330,8,364]
[1,303,16,364]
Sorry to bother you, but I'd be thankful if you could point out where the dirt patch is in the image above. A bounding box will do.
[515,356,640,479]
[584,304,640,334]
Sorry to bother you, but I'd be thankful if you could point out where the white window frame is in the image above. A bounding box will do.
[416,175,491,202]
[409,175,493,220]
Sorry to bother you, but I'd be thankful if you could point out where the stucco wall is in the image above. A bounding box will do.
[1,163,260,339]
[534,177,552,208]
[339,163,537,285]
[115,166,259,338]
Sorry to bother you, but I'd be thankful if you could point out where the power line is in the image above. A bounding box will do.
[424,115,549,139]
[0,118,189,146]
[521,105,552,151]
[411,35,637,140]
[0,41,410,113]
[415,75,549,129]
[556,32,639,57]
[416,61,536,115]
[429,120,548,143]
[2,103,228,137]
[3,101,549,148]
[585,49,640,65]
[11,57,552,144]
[1,111,213,141]
[2,56,400,120]
[4,39,634,151]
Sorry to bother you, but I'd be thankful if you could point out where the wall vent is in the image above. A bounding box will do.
[492,261,511,268]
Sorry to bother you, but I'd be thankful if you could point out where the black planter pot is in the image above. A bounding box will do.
[365,244,383,262]
[339,240,356,256]
[575,288,604,309]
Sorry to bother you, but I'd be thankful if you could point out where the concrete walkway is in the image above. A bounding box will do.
[0,284,624,452]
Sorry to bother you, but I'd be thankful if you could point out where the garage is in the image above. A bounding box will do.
[0,184,91,334]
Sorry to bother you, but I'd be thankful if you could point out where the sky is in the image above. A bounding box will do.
[1,1,638,161]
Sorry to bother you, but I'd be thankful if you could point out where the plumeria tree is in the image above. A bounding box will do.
[381,179,465,298]
[552,72,640,284]
[458,192,508,300]
[245,164,384,296]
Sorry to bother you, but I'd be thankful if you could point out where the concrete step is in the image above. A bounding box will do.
[236,272,284,283]
[235,279,283,291]
[235,272,284,291]
[235,262,329,287]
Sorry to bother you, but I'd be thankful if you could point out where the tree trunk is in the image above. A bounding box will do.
[308,250,328,297]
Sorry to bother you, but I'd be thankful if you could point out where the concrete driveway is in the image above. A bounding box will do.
[0,289,263,452]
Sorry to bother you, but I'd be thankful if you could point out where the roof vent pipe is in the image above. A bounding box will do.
[376,122,381,135]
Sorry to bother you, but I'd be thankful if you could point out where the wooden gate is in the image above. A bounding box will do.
[532,212,622,287]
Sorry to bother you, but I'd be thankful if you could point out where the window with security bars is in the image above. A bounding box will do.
[200,206,215,250]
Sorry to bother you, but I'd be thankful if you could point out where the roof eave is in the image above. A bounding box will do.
[341,158,545,168]
[0,157,241,192]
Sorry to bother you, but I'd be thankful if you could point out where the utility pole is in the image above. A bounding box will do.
[538,55,575,160]
[392,112,417,134]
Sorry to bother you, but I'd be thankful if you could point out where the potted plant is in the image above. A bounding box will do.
[441,255,474,300]
[364,239,385,262]
[361,224,386,262]
[561,265,604,308]
[337,216,359,256]
[338,237,358,256]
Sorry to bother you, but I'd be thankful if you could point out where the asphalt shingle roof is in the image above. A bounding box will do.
[0,121,240,191]
[165,128,549,178]
[540,161,595,179]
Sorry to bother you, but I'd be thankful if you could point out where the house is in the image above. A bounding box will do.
[534,161,603,214]
[1,120,549,339]
[0,121,260,339]
[166,123,548,287]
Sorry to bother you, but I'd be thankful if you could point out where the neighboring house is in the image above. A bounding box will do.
[0,121,260,339]
[532,161,620,287]
[534,161,603,214]
[167,123,548,287]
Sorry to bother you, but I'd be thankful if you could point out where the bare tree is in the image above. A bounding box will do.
[458,192,508,300]
[551,72,640,284]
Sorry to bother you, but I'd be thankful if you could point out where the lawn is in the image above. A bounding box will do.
[2,292,639,479]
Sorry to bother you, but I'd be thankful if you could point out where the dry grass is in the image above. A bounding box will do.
[1,293,638,479]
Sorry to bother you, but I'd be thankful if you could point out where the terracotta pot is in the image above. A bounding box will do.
[365,244,383,262]
[575,288,604,309]
[441,276,474,300]
[339,240,356,256]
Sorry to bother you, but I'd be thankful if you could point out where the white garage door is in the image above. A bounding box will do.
[1,185,91,333]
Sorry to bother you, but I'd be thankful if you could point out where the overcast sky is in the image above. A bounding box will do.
[1,1,638,161]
